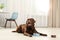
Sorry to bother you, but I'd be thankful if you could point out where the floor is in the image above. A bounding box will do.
[0,27,60,40]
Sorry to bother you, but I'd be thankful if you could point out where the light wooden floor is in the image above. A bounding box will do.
[0,27,60,40]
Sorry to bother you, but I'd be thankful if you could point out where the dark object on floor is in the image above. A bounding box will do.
[51,35,56,38]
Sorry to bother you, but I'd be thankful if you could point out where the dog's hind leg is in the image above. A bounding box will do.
[24,32,32,37]
[12,25,22,33]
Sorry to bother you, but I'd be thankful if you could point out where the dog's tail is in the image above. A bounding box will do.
[12,31,16,32]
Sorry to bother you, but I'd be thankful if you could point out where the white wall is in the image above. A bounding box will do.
[13,0,47,27]
[0,0,48,27]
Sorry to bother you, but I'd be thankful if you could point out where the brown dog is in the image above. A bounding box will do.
[12,18,47,37]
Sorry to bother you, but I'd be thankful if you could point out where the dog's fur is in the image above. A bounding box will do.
[12,18,47,37]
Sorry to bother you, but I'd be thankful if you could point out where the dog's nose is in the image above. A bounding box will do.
[28,22,30,24]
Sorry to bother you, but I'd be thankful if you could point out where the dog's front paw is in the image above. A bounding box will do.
[29,35,32,37]
[40,33,47,36]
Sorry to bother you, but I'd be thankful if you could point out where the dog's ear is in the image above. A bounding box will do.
[26,19,29,24]
[32,18,35,23]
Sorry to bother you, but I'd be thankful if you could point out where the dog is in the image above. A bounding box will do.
[12,18,47,37]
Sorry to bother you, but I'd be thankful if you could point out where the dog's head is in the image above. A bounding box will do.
[26,18,35,27]
[26,18,35,34]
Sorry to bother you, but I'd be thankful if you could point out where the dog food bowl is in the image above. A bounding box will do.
[51,35,56,38]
